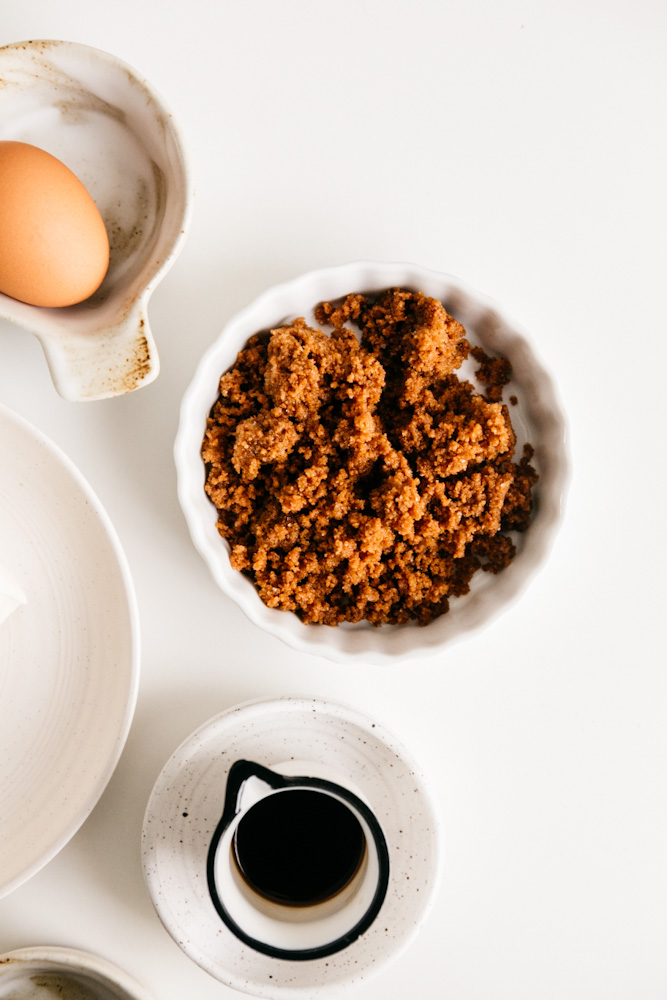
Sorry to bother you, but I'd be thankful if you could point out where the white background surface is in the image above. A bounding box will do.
[0,1,665,998]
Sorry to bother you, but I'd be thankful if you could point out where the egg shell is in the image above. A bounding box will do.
[0,141,110,308]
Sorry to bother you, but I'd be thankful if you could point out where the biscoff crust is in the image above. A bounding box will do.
[202,288,537,626]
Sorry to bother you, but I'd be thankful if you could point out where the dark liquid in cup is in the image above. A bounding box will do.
[232,789,366,907]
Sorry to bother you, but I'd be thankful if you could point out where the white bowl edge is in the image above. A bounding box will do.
[174,261,570,665]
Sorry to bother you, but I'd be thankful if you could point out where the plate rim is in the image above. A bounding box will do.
[0,401,141,898]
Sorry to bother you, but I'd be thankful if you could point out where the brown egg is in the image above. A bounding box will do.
[0,141,110,308]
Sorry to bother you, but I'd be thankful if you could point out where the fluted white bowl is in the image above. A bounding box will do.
[175,261,569,664]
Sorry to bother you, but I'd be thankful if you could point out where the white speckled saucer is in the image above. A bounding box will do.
[141,697,442,998]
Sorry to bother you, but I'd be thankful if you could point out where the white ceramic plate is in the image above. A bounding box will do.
[142,697,441,998]
[0,402,140,897]
[175,261,570,664]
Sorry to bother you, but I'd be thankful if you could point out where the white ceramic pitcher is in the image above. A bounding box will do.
[206,759,390,961]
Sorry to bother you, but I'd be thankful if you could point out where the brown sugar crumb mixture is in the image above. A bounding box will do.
[202,288,538,626]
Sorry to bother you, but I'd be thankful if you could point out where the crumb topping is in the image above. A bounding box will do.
[202,288,537,626]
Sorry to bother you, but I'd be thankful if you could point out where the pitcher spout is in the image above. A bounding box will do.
[220,760,286,828]
[37,295,159,402]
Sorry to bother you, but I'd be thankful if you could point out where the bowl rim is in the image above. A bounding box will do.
[175,260,571,664]
[0,37,195,306]
[0,945,153,1000]
[0,38,195,400]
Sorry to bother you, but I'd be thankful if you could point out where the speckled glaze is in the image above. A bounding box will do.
[0,40,192,400]
[141,696,442,997]
[175,260,570,663]
[0,946,154,1000]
